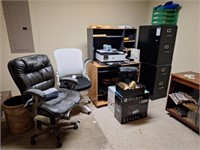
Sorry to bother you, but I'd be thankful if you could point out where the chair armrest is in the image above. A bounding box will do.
[60,77,78,90]
[24,89,46,99]
[24,89,46,117]
[61,77,78,83]
[84,59,92,69]
[83,59,92,79]
[82,74,91,81]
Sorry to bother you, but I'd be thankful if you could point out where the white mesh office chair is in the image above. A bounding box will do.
[54,48,91,115]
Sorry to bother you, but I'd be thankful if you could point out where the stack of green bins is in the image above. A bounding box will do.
[151,8,179,25]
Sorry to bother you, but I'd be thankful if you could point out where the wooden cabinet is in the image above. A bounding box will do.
[166,71,199,133]
[87,28,137,61]
[88,61,140,107]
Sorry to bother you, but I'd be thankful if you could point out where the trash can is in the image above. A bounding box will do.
[2,96,35,134]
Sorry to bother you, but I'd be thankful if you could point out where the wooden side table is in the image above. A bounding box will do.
[165,71,200,133]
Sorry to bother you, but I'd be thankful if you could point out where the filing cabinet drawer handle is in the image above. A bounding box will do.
[167,29,172,33]
[158,86,164,89]
[164,45,170,49]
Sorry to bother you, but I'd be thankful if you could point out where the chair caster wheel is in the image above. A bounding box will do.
[57,140,62,148]
[74,124,78,130]
[87,100,91,104]
[87,111,91,115]
[31,138,36,145]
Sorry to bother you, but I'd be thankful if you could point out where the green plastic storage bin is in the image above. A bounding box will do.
[151,9,179,25]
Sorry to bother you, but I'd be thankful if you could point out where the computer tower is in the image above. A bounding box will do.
[138,25,177,65]
[139,62,171,100]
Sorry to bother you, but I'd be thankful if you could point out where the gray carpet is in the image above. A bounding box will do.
[1,97,200,150]
[92,98,200,150]
[1,105,112,150]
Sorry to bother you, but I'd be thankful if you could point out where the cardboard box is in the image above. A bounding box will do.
[107,86,116,112]
[116,83,145,98]
[114,91,149,124]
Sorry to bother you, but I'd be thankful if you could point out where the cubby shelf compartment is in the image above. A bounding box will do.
[88,61,141,107]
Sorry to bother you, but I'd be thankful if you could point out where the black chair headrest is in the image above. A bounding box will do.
[8,54,55,95]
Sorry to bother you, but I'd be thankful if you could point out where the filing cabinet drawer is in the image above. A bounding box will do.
[138,25,177,65]
[139,62,171,100]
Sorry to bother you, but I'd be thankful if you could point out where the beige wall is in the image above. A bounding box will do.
[0,0,199,96]
[1,0,148,96]
[147,1,200,73]
[0,1,2,91]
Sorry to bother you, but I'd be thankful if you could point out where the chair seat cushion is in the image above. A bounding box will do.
[41,89,80,114]
[60,76,91,91]
[74,76,91,91]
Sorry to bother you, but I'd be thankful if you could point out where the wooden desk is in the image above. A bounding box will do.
[87,61,141,107]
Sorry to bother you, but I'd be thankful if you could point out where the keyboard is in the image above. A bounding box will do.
[106,61,126,66]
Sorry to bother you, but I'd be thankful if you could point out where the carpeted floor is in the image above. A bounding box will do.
[1,96,200,150]
[92,98,200,150]
[1,106,112,150]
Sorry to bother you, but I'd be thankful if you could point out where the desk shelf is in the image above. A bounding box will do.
[87,28,137,61]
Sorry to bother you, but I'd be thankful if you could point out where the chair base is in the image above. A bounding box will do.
[79,94,91,115]
[31,119,78,148]
[78,99,91,115]
[79,103,91,115]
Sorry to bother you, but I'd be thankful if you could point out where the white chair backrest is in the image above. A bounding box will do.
[54,48,84,77]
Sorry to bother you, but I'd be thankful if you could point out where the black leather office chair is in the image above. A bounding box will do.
[7,54,80,148]
[54,48,92,114]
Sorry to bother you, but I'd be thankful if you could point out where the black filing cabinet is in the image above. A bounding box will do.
[140,62,171,100]
[138,25,177,65]
[138,25,177,100]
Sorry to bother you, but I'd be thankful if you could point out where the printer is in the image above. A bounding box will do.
[95,49,126,62]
